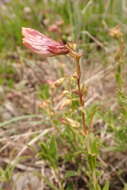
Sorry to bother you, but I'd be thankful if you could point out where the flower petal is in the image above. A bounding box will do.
[22,27,69,57]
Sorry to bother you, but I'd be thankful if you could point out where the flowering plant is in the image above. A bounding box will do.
[22,27,87,134]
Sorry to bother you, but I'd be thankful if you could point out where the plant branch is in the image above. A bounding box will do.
[75,56,88,135]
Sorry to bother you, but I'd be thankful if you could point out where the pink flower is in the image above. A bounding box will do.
[22,27,69,57]
[48,24,60,33]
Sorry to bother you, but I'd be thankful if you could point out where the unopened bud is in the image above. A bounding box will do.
[109,25,123,39]
[39,100,50,109]
[54,77,65,87]
[81,84,88,96]
[72,72,78,79]
[64,117,80,128]
[56,98,71,110]
[62,90,70,96]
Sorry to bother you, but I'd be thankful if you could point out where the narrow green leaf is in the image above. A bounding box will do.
[103,181,109,190]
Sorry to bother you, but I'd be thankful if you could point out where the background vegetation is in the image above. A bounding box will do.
[0,0,127,189]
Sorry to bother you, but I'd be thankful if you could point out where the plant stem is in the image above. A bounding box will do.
[75,56,88,135]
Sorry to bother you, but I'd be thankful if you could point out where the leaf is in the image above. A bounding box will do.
[103,181,109,190]
[65,170,77,178]
[85,133,101,155]
[39,136,58,168]
[49,136,58,162]
[38,84,50,100]
[123,184,127,190]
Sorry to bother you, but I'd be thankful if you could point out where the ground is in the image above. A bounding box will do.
[0,0,127,190]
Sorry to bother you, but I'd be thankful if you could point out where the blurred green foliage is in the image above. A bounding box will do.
[1,0,127,189]
[0,0,126,51]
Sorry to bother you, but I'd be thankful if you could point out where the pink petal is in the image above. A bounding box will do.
[22,27,69,57]
[48,24,60,33]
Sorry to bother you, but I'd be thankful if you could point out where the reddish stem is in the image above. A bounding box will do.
[76,57,88,135]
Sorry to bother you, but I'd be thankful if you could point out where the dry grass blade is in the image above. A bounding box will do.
[11,128,54,165]
[0,157,35,172]
[0,115,44,128]
[84,65,114,86]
